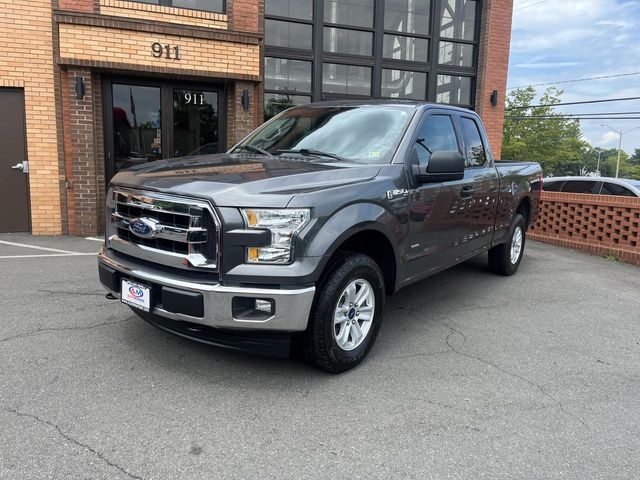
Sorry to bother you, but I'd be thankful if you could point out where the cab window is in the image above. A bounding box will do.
[412,114,458,167]
[460,117,487,167]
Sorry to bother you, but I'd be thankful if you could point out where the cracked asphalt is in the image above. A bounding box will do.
[1,233,639,479]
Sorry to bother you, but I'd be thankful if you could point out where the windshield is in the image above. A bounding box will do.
[233,105,414,164]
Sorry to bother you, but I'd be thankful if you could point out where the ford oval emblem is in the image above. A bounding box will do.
[128,217,157,238]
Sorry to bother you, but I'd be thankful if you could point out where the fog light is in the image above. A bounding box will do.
[255,299,274,314]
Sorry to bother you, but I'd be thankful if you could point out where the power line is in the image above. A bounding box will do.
[506,96,640,110]
[507,116,640,121]
[507,71,640,90]
[515,0,551,11]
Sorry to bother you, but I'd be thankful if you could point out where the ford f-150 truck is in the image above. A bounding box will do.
[98,100,541,372]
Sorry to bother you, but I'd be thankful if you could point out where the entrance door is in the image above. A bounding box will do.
[0,89,30,232]
[104,78,224,181]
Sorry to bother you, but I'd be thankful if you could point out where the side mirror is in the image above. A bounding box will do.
[412,151,465,183]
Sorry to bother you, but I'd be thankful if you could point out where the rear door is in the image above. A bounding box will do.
[0,89,30,232]
[457,114,500,255]
[404,109,466,282]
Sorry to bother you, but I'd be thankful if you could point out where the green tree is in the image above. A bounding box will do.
[629,148,640,166]
[502,87,588,176]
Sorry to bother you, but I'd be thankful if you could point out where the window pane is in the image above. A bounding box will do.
[264,93,311,120]
[265,19,313,49]
[171,0,224,13]
[601,182,635,197]
[323,27,373,56]
[440,0,476,40]
[383,34,429,62]
[322,63,372,95]
[381,69,426,100]
[265,58,312,92]
[266,0,313,20]
[413,115,458,166]
[324,0,374,27]
[384,0,431,36]
[542,181,563,192]
[436,75,471,105]
[112,84,162,173]
[562,181,598,194]
[438,41,474,67]
[173,89,219,157]
[460,117,486,167]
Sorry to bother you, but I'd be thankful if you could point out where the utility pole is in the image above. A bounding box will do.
[601,125,640,178]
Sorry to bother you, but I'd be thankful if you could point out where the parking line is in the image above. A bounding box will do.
[0,240,89,255]
[0,253,96,259]
[85,237,104,242]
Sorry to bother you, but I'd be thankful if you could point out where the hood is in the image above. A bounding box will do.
[110,153,381,208]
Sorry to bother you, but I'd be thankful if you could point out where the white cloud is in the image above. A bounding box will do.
[507,0,640,154]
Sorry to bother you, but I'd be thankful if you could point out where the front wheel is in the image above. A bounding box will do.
[304,253,385,373]
[488,213,526,276]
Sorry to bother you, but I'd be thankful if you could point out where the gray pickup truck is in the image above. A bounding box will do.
[98,100,541,372]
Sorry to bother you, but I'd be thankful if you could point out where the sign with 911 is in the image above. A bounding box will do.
[121,279,151,312]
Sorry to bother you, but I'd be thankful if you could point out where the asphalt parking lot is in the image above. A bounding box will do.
[1,234,639,480]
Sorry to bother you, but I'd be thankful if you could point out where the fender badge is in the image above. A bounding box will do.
[386,189,409,200]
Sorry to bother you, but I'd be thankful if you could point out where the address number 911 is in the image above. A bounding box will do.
[151,42,181,60]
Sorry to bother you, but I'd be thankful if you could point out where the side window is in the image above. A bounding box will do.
[561,181,598,194]
[413,114,458,166]
[601,182,635,197]
[543,181,563,192]
[460,117,487,167]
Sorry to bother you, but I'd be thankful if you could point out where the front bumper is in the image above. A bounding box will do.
[98,246,315,332]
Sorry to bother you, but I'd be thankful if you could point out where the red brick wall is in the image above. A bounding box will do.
[57,0,94,12]
[229,0,263,33]
[475,0,514,159]
[529,191,640,266]
[227,80,262,146]
[61,68,99,235]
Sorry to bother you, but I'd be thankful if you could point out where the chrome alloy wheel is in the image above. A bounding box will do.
[510,226,523,264]
[333,279,375,351]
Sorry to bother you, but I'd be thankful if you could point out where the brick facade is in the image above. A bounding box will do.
[529,191,640,266]
[0,0,62,234]
[1,0,515,235]
[475,0,514,159]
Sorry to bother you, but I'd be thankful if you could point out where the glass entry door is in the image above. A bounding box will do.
[173,89,219,157]
[104,78,224,181]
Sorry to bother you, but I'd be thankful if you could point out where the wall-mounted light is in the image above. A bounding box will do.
[241,89,250,111]
[490,90,498,107]
[75,76,85,100]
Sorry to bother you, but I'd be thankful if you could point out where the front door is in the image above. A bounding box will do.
[104,78,224,181]
[404,110,466,282]
[0,89,30,232]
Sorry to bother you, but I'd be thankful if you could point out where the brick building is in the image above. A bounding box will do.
[0,0,514,235]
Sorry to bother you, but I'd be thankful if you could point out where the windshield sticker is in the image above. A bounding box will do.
[368,151,381,158]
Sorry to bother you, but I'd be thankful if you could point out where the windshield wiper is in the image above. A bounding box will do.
[235,144,273,156]
[276,148,345,162]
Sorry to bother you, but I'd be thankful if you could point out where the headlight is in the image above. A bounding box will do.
[241,208,310,264]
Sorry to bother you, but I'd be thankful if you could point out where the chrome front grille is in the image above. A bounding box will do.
[108,188,219,271]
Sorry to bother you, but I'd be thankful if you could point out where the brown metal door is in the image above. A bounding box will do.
[0,89,30,232]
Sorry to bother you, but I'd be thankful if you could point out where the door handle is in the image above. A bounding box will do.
[11,161,28,173]
[460,186,474,198]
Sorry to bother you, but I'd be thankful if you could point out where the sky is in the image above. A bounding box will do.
[507,0,640,155]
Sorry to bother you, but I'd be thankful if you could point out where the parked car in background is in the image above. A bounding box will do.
[543,176,640,197]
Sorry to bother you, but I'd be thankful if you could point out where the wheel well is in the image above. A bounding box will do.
[331,230,397,294]
[516,197,531,227]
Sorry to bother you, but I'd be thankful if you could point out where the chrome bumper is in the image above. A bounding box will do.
[98,247,315,332]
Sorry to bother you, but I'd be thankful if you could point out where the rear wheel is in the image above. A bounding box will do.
[488,213,526,276]
[304,253,384,373]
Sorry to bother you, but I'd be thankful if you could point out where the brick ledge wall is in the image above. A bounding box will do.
[529,191,640,266]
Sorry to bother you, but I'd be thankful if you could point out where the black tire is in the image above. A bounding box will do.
[303,252,385,373]
[488,213,527,276]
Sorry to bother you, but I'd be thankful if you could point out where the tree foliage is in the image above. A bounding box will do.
[502,87,588,177]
